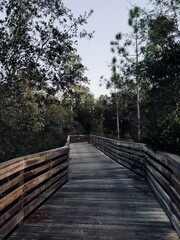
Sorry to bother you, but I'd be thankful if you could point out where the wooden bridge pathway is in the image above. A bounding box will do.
[9,142,179,240]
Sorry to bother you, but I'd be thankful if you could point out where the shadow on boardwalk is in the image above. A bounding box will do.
[9,142,179,240]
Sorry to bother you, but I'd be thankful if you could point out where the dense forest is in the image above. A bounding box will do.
[0,0,179,162]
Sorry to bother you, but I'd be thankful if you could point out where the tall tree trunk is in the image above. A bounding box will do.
[116,98,120,140]
[137,81,141,142]
[135,23,141,142]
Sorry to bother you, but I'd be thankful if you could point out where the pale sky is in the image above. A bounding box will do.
[63,0,151,98]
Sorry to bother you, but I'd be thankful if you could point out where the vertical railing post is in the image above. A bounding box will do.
[19,160,25,225]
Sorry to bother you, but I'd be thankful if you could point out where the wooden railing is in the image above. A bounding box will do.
[69,134,89,143]
[89,135,180,236]
[0,143,69,239]
[0,134,179,238]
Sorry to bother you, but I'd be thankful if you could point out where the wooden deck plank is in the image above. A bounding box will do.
[8,142,179,240]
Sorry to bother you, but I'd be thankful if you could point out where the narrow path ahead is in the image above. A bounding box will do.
[9,142,179,240]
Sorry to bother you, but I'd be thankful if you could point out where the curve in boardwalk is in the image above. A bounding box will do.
[9,142,179,240]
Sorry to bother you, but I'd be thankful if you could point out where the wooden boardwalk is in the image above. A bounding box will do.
[9,142,179,240]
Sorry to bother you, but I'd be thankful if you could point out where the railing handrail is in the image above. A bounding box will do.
[0,140,70,239]
[0,134,179,238]
[0,146,68,170]
[89,134,180,236]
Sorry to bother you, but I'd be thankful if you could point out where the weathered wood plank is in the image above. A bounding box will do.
[89,134,180,236]
[0,174,23,196]
[0,162,24,181]
[0,162,68,211]
[0,169,68,229]
[0,144,69,239]
[0,174,68,238]
[8,143,179,240]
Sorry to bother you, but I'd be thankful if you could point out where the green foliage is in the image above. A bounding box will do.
[63,85,95,134]
[1,0,180,160]
[108,5,146,141]
[148,15,176,43]
[0,0,94,161]
[102,0,180,154]
[138,0,180,154]
[0,0,93,94]
[0,92,66,161]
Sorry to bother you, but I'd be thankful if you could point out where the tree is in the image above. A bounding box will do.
[0,90,44,160]
[100,67,122,140]
[100,0,180,154]
[0,0,93,95]
[92,95,112,136]
[0,0,94,161]
[110,6,147,142]
[142,0,180,153]
[62,85,95,133]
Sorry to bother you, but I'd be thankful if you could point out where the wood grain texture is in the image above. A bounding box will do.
[89,135,180,236]
[0,145,69,239]
[9,142,179,240]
